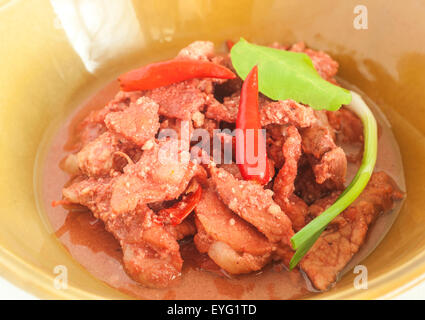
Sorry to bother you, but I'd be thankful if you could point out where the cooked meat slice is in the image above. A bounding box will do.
[143,80,208,120]
[210,166,294,245]
[104,97,159,146]
[218,163,243,180]
[205,94,238,123]
[177,41,215,61]
[295,158,340,204]
[289,42,339,83]
[75,91,144,150]
[271,41,338,83]
[77,121,106,149]
[274,126,302,200]
[206,93,316,128]
[164,217,197,241]
[193,223,214,254]
[311,147,347,185]
[110,139,198,214]
[277,194,309,232]
[207,241,271,275]
[62,177,183,288]
[159,118,194,143]
[300,172,404,291]
[260,100,316,127]
[176,41,231,91]
[121,240,180,288]
[301,119,347,187]
[307,191,341,222]
[105,91,145,115]
[314,109,337,141]
[194,220,272,274]
[60,154,81,176]
[219,160,275,181]
[195,185,273,256]
[62,176,113,221]
[266,124,285,168]
[269,42,289,50]
[82,91,143,127]
[327,107,364,144]
[274,244,295,267]
[199,117,219,137]
[304,49,339,84]
[77,132,127,177]
[148,41,219,120]
[110,206,183,288]
[301,125,335,159]
[210,51,244,95]
[272,126,308,231]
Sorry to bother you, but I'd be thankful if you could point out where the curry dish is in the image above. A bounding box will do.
[45,40,405,299]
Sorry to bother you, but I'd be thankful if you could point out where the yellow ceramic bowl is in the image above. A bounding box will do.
[1,0,424,299]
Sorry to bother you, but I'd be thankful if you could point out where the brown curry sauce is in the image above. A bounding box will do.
[41,79,405,300]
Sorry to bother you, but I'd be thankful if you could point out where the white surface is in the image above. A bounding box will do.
[395,284,425,300]
[50,0,144,72]
[0,274,424,300]
[0,277,36,300]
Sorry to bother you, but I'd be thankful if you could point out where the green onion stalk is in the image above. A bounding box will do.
[289,91,378,269]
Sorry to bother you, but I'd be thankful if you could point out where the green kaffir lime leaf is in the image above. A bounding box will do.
[230,38,352,110]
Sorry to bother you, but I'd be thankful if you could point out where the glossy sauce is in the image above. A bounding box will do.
[40,80,405,299]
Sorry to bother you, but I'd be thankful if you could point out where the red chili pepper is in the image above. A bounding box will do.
[235,65,270,185]
[226,40,235,51]
[158,185,203,226]
[119,59,236,92]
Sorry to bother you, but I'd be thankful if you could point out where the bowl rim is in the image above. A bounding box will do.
[0,245,107,300]
[1,241,425,299]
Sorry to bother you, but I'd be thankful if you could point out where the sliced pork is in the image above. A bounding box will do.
[300,172,404,291]
[301,117,347,187]
[273,126,309,231]
[206,93,316,128]
[110,139,198,214]
[104,96,159,146]
[210,166,294,245]
[194,184,273,274]
[62,177,183,288]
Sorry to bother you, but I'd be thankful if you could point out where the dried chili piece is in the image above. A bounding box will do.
[157,185,203,226]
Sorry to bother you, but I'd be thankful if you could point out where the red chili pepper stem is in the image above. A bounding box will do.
[235,65,270,185]
[119,59,236,92]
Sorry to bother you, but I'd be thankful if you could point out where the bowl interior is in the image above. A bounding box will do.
[1,0,425,299]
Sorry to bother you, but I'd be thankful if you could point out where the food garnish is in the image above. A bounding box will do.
[235,65,270,184]
[230,38,352,110]
[158,184,203,226]
[119,59,236,92]
[289,91,378,268]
